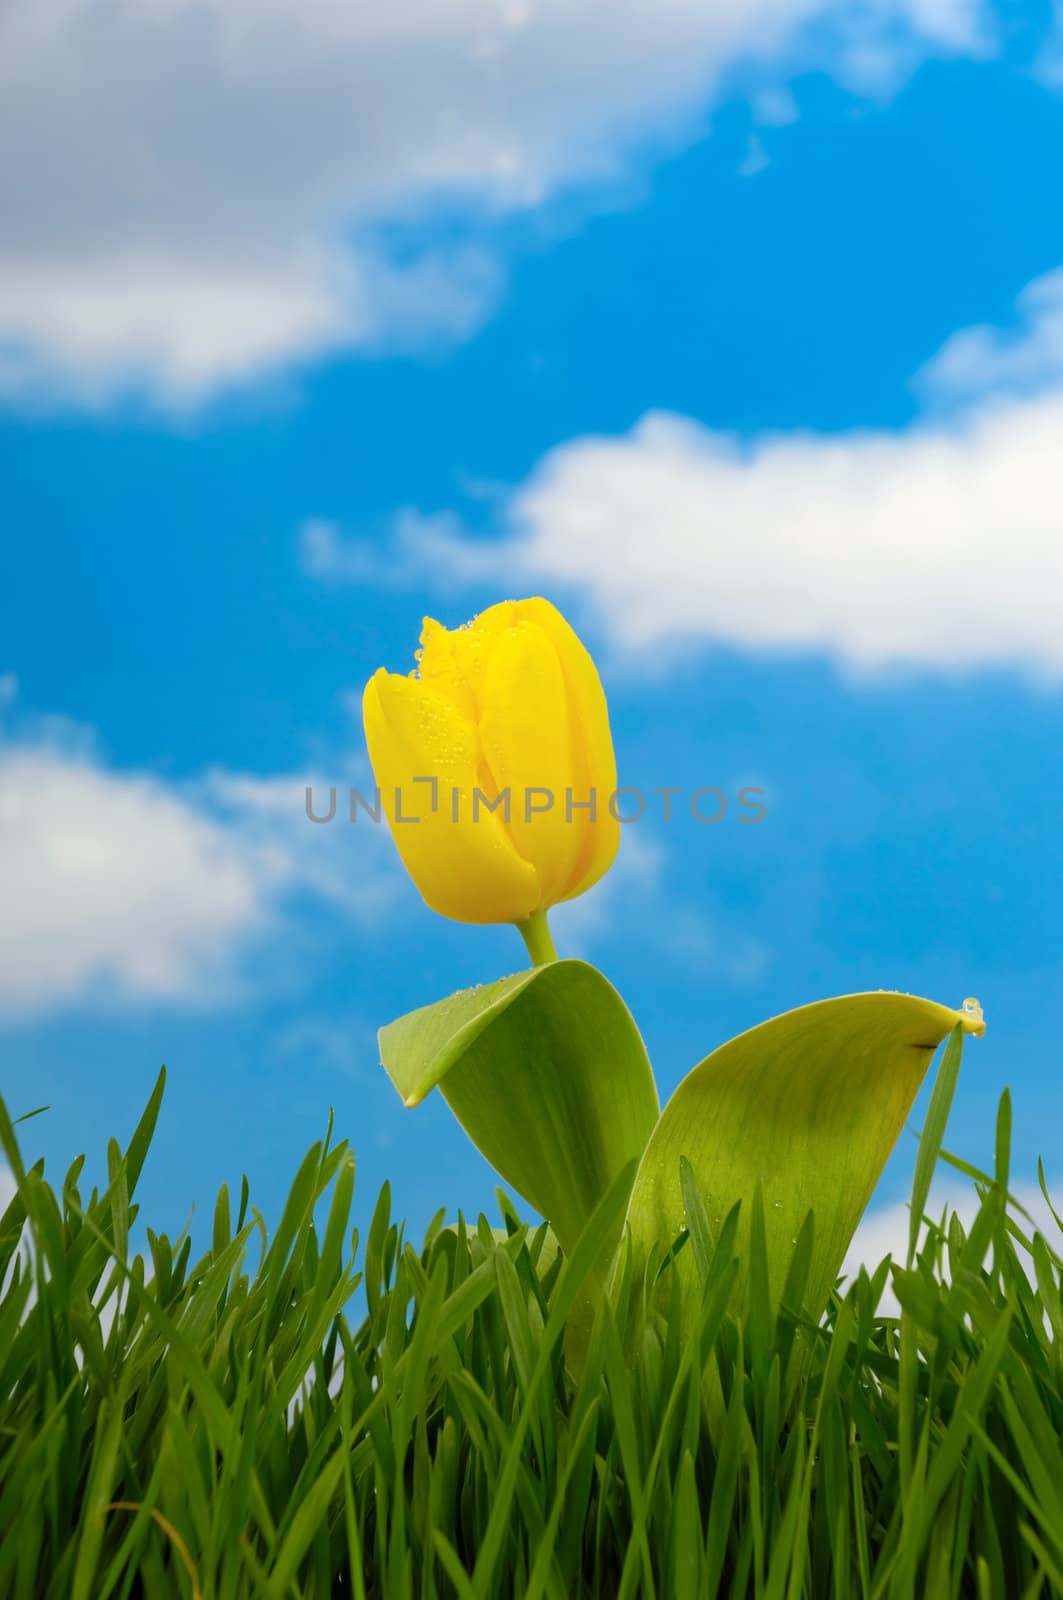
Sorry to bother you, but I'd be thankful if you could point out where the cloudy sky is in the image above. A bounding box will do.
[2,0,1062,1269]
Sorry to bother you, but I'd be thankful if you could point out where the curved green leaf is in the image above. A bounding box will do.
[625,991,984,1317]
[379,960,659,1256]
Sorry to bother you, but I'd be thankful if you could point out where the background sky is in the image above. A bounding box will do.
[2,0,1062,1270]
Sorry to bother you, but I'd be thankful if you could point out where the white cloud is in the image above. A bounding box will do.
[751,86,800,124]
[300,509,505,593]
[0,675,17,708]
[898,0,986,50]
[400,339,1063,680]
[0,733,399,1021]
[270,1012,375,1079]
[0,0,987,407]
[918,269,1063,405]
[299,521,398,589]
[844,1176,1062,1314]
[309,271,1063,683]
[201,767,400,923]
[496,395,1063,677]
[0,742,265,1015]
[0,247,498,409]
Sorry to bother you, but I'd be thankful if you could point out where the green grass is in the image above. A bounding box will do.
[1,1071,1061,1599]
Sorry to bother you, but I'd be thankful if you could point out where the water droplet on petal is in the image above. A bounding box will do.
[960,996,985,1029]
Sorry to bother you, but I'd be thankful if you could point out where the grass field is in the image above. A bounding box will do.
[1,1069,1061,1599]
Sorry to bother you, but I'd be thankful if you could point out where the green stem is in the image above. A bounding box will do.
[516,909,559,966]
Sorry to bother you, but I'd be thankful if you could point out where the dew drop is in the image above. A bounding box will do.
[960,996,984,1027]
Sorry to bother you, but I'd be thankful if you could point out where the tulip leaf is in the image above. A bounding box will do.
[379,960,659,1256]
[625,991,985,1318]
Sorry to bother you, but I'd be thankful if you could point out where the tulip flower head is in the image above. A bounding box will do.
[363,598,619,941]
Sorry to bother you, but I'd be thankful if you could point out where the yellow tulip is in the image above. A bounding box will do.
[362,598,619,939]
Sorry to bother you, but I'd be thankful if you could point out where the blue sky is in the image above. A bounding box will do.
[2,0,1062,1261]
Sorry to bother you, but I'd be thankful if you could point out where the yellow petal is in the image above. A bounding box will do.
[514,598,619,901]
[477,619,587,907]
[418,603,521,722]
[414,617,478,722]
[363,668,540,924]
